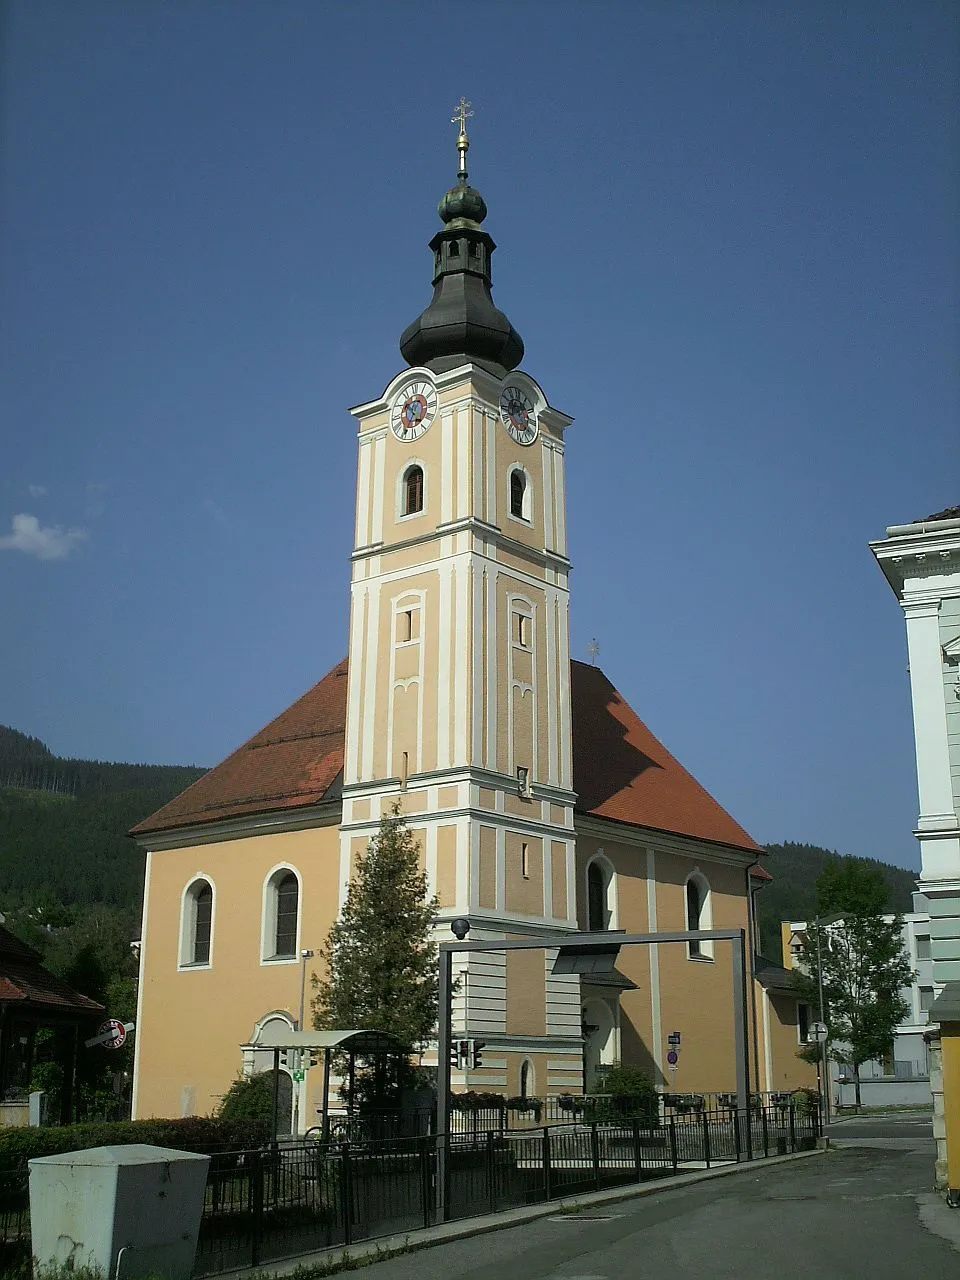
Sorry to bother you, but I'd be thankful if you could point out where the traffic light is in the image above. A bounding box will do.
[450,1039,471,1069]
[471,1040,485,1069]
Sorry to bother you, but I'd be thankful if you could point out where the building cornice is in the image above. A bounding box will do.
[352,517,572,572]
[870,524,960,600]
[131,800,342,852]
[573,811,760,867]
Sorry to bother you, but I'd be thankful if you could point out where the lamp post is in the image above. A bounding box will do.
[291,949,314,1137]
[297,949,315,1032]
[810,916,840,1126]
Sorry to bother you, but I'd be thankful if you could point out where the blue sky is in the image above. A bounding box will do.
[2,1,957,869]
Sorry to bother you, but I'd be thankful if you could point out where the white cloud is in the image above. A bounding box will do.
[0,513,89,560]
[27,484,47,498]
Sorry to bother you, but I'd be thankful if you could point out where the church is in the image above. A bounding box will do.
[130,110,814,1127]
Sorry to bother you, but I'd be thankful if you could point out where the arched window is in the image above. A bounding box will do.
[510,470,525,518]
[520,1058,534,1099]
[588,863,607,931]
[685,871,713,958]
[509,467,532,522]
[180,877,214,967]
[403,465,424,515]
[263,867,300,961]
[586,856,616,931]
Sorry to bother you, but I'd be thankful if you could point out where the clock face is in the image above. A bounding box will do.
[500,384,538,446]
[391,379,437,442]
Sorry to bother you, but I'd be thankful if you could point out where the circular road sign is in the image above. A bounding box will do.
[666,1049,679,1066]
[99,1019,126,1050]
[810,1021,829,1044]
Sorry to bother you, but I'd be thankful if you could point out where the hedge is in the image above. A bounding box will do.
[0,1115,271,1170]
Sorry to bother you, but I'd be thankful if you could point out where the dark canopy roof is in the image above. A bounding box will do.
[0,925,104,1018]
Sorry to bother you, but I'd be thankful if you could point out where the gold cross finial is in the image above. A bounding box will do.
[451,97,473,177]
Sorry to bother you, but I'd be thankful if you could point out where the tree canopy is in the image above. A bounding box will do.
[793,858,913,1105]
[313,804,439,1053]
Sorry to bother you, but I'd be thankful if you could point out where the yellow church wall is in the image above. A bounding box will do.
[551,840,567,921]
[478,826,497,909]
[759,990,819,1093]
[504,832,544,916]
[505,949,546,1036]
[652,855,750,1093]
[135,822,341,1121]
[436,825,457,907]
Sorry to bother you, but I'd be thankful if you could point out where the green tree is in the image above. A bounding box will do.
[793,859,913,1108]
[313,805,439,1106]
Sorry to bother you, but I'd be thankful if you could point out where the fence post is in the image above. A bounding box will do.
[669,1114,678,1171]
[486,1129,496,1214]
[542,1125,553,1201]
[788,1100,796,1152]
[250,1150,264,1269]
[761,1102,769,1157]
[591,1121,601,1192]
[420,1136,433,1230]
[734,1106,742,1162]
[701,1110,711,1169]
[339,1142,352,1246]
[632,1118,642,1181]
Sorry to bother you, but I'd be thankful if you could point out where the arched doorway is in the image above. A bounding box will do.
[582,998,616,1092]
[262,1069,293,1136]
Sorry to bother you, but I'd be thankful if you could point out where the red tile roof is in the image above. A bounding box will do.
[132,656,760,857]
[570,661,761,854]
[0,926,104,1014]
[131,659,348,837]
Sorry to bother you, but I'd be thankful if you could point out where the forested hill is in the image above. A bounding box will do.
[0,726,206,909]
[756,842,918,961]
[0,728,920,954]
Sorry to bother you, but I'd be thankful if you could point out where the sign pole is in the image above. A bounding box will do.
[436,948,453,1222]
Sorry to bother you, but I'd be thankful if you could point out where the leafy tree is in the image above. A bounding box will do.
[756,843,917,962]
[793,858,913,1108]
[312,804,439,1107]
[217,1072,275,1122]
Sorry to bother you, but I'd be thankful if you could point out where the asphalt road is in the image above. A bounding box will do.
[356,1113,958,1280]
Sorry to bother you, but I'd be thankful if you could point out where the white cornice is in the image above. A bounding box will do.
[351,516,572,573]
[132,801,341,852]
[870,526,960,599]
[573,812,759,867]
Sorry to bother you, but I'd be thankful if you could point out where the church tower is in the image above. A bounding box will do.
[341,105,583,1093]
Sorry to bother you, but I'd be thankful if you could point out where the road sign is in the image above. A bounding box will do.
[810,1021,828,1044]
[85,1019,133,1050]
[666,1048,679,1066]
[292,1069,305,1082]
[668,1032,681,1045]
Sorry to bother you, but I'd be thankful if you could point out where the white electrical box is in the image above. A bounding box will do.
[29,1143,210,1280]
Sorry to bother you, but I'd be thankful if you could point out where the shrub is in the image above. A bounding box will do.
[595,1066,658,1125]
[0,1115,270,1171]
[216,1072,275,1123]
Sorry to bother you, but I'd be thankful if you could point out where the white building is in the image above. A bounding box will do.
[784,894,937,1095]
[871,506,960,1182]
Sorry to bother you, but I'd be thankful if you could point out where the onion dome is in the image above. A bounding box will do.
[400,102,524,378]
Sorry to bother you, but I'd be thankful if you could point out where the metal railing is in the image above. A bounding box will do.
[193,1099,819,1274]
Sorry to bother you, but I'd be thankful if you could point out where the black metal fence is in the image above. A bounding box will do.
[193,1100,820,1275]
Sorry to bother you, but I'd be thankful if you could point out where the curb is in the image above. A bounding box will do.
[223,1147,824,1279]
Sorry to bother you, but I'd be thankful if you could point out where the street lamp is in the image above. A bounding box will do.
[297,949,315,1031]
[810,915,841,1126]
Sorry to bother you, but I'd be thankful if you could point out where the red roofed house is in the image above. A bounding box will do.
[130,131,814,1125]
[0,924,104,1125]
